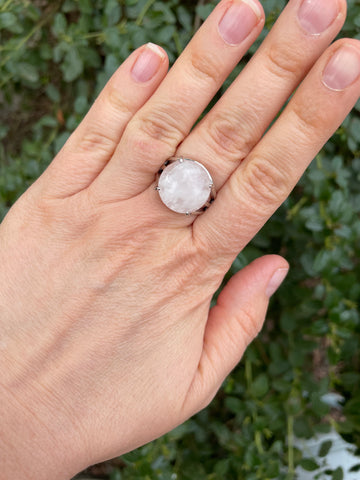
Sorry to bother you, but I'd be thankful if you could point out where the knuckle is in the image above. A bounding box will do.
[132,106,187,147]
[127,136,163,172]
[106,83,133,117]
[235,308,262,345]
[188,49,222,86]
[159,243,201,294]
[204,111,256,161]
[33,194,88,232]
[79,128,115,155]
[291,98,326,134]
[193,232,217,271]
[266,41,303,80]
[241,155,289,207]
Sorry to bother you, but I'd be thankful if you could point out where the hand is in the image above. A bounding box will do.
[1,0,359,478]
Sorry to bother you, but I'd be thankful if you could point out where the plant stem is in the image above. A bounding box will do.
[0,2,61,68]
[136,0,156,26]
[287,196,307,220]
[0,0,13,13]
[255,430,264,455]
[172,30,182,56]
[245,359,252,387]
[287,414,295,476]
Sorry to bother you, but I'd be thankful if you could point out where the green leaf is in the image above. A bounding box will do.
[195,4,215,21]
[177,5,192,31]
[74,95,89,114]
[313,250,331,274]
[311,393,330,417]
[105,0,121,26]
[45,84,61,103]
[0,12,18,30]
[52,13,67,37]
[153,2,177,24]
[0,125,9,140]
[18,62,40,83]
[109,470,122,480]
[299,458,319,471]
[349,463,360,473]
[54,131,71,153]
[225,396,243,414]
[156,24,175,43]
[250,374,269,398]
[265,460,280,478]
[305,216,324,232]
[62,48,84,82]
[214,458,230,476]
[318,439,332,457]
[332,467,344,480]
[286,396,302,416]
[294,416,313,438]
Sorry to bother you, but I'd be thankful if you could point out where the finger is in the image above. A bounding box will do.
[92,0,265,201]
[182,255,289,415]
[39,43,169,198]
[177,0,347,190]
[195,39,360,260]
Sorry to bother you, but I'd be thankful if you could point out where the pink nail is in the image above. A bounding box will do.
[323,46,360,91]
[298,0,339,35]
[131,43,165,83]
[218,0,261,46]
[266,268,289,298]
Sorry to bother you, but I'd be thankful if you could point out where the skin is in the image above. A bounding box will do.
[0,0,359,477]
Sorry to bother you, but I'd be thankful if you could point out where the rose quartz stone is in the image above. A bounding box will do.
[158,159,212,214]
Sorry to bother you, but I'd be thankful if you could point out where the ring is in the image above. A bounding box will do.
[155,156,216,216]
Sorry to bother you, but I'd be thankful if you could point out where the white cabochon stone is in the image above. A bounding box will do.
[158,159,212,214]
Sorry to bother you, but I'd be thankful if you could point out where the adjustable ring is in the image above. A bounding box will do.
[155,156,216,216]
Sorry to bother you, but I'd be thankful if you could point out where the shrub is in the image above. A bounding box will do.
[1,1,360,478]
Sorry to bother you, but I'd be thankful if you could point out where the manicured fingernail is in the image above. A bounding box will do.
[298,0,339,35]
[131,43,165,83]
[323,46,360,91]
[266,268,289,298]
[218,0,261,46]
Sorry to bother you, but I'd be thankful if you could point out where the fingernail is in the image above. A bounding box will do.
[298,0,339,35]
[218,0,261,46]
[266,268,289,298]
[323,46,360,91]
[131,43,165,83]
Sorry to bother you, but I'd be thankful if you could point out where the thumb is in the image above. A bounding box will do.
[183,255,289,416]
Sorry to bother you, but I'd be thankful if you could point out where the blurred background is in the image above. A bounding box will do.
[1,0,360,478]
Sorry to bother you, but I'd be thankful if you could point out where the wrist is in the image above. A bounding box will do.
[0,383,84,480]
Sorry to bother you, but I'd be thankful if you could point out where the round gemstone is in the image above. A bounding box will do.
[158,159,212,214]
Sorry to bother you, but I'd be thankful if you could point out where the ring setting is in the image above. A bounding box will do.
[155,156,216,215]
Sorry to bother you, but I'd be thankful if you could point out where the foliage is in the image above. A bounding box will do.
[1,0,360,478]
